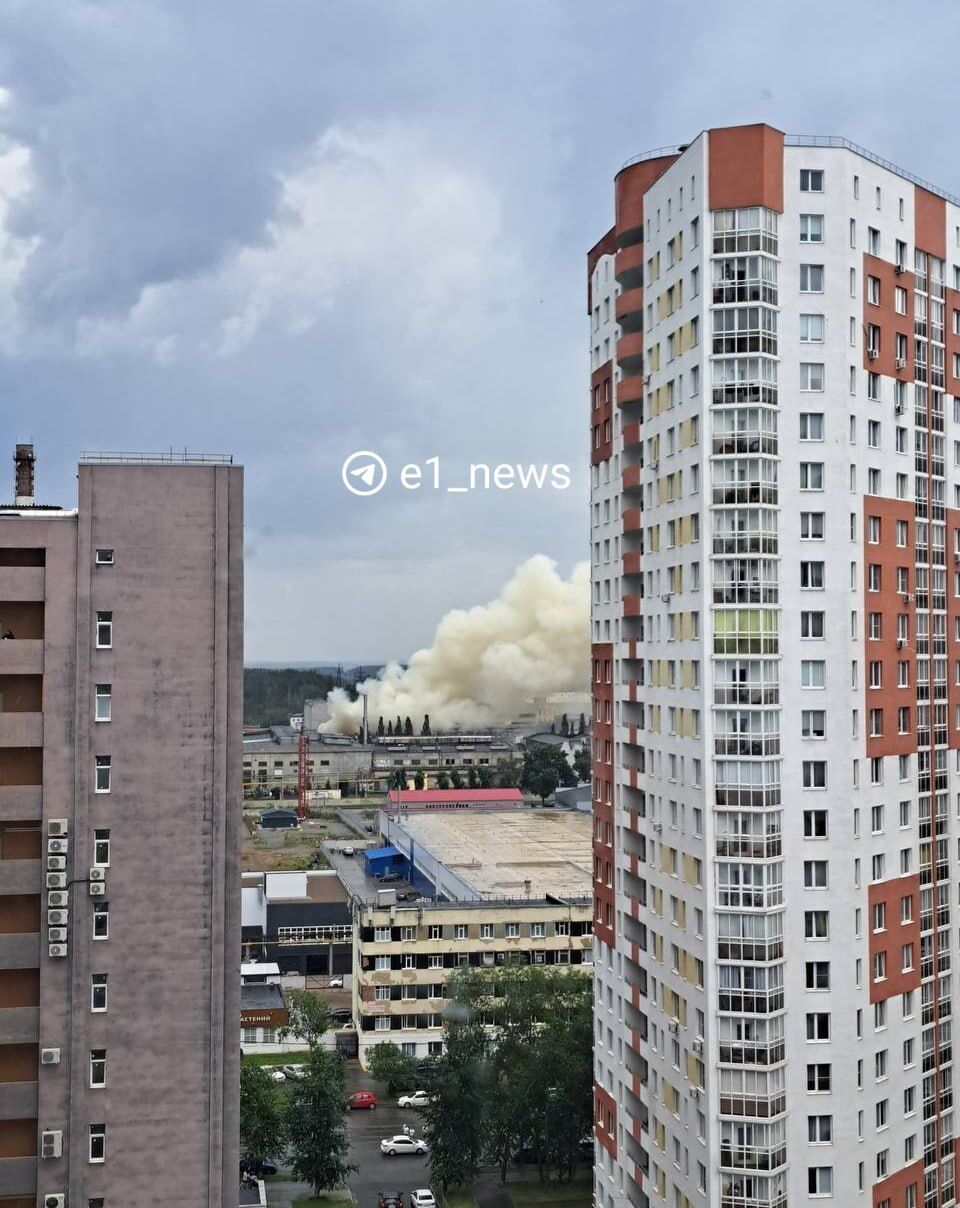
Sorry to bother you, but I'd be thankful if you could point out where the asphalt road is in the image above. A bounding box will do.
[347,1063,433,1207]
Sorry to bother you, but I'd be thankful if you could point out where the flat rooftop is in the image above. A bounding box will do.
[396,809,592,899]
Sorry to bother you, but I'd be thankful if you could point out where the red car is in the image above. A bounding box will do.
[347,1090,378,1110]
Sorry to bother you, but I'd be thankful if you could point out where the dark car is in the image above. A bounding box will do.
[240,1158,278,1178]
[378,1194,405,1208]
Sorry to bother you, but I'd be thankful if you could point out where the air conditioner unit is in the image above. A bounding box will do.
[47,891,68,908]
[653,822,663,833]
[895,262,905,274]
[692,1039,704,1055]
[89,867,106,882]
[89,882,106,897]
[897,640,905,650]
[44,1195,65,1208]
[690,1087,702,1101]
[867,349,878,360]
[670,1018,680,1034]
[40,1047,61,1066]
[48,928,67,943]
[48,820,69,837]
[46,873,66,889]
[47,856,66,872]
[896,357,907,370]
[40,1129,63,1159]
[48,944,67,958]
[894,400,905,414]
[47,909,68,926]
[47,839,68,855]
[649,459,659,470]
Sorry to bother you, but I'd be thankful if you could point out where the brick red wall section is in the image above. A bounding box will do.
[946,508,960,750]
[594,1083,617,1158]
[863,497,917,758]
[708,124,784,213]
[591,360,614,466]
[592,642,615,948]
[868,874,921,1005]
[915,185,946,259]
[872,1156,923,1207]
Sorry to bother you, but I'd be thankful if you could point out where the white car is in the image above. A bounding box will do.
[267,1068,286,1083]
[282,1064,306,1079]
[342,846,355,857]
[397,1090,431,1109]
[326,977,344,989]
[380,1134,428,1156]
[411,1192,437,1208]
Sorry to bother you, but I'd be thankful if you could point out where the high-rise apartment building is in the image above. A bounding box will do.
[590,124,960,1208]
[0,449,242,1208]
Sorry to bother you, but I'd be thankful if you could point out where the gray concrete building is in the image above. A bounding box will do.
[0,448,242,1208]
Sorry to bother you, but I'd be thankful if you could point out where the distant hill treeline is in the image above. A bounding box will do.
[243,667,344,728]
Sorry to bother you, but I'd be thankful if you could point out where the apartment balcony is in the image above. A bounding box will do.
[0,641,43,675]
[623,595,642,618]
[0,1156,36,1198]
[0,1079,38,1121]
[622,551,642,577]
[0,568,44,602]
[622,465,642,492]
[714,736,780,757]
[715,837,782,861]
[721,1188,786,1208]
[614,243,644,288]
[616,332,645,375]
[718,1040,785,1066]
[0,1007,39,1045]
[712,433,777,456]
[0,861,41,895]
[616,288,645,332]
[0,786,41,822]
[718,1093,786,1119]
[617,373,645,409]
[0,934,40,970]
[0,715,42,748]
[622,421,641,448]
[719,1144,787,1173]
[712,535,778,556]
[712,484,778,507]
[713,685,779,706]
[713,584,779,605]
[623,509,642,534]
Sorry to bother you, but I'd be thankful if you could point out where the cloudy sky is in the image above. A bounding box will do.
[0,0,956,660]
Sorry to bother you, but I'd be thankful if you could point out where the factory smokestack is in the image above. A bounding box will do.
[322,555,590,735]
[14,444,35,506]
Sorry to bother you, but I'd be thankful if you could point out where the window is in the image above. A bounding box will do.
[95,548,114,565]
[801,611,825,638]
[95,684,111,722]
[805,912,829,940]
[802,710,826,739]
[454,924,468,940]
[95,611,113,649]
[505,922,520,938]
[800,314,825,342]
[801,512,825,539]
[90,1049,106,1088]
[91,974,107,1012]
[801,562,824,589]
[89,1123,105,1163]
[800,413,825,440]
[374,926,390,942]
[804,860,828,888]
[94,756,111,794]
[867,420,881,448]
[867,275,881,305]
[800,214,824,243]
[801,463,824,490]
[93,828,110,867]
[803,810,827,838]
[803,761,826,788]
[802,660,826,688]
[92,902,109,940]
[806,962,830,990]
[801,169,824,193]
[531,922,545,939]
[399,926,416,942]
[808,1115,833,1143]
[809,1167,833,1197]
[428,924,442,940]
[800,264,825,292]
[807,1063,831,1091]
[480,923,494,940]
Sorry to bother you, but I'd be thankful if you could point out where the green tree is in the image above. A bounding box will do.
[366,1041,418,1093]
[573,746,591,784]
[449,770,463,789]
[494,758,522,788]
[467,767,479,788]
[423,991,489,1193]
[560,713,570,736]
[413,771,425,790]
[436,772,451,789]
[386,720,394,736]
[421,713,432,735]
[391,769,407,790]
[284,989,331,1048]
[476,764,493,788]
[285,1047,355,1195]
[522,744,576,804]
[404,715,414,736]
[240,1063,287,1164]
[377,715,385,736]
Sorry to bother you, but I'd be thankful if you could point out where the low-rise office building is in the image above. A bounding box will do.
[351,808,593,1065]
[241,870,352,978]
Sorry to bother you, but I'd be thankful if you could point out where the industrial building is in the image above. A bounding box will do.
[589,123,960,1208]
[350,808,593,1065]
[241,870,352,980]
[0,447,242,1208]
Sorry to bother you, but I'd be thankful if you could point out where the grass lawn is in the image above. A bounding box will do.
[292,1194,353,1205]
[442,1194,475,1208]
[507,1179,592,1206]
[241,1050,309,1068]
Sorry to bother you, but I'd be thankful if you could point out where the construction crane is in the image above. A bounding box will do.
[297,724,310,820]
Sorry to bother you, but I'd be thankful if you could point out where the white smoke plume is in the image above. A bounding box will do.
[322,555,590,735]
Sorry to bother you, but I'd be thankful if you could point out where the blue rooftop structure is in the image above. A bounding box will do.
[364,845,403,878]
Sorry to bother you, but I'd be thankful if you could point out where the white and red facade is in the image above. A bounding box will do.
[590,124,960,1208]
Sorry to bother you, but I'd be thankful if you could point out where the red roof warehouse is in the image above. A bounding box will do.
[384,787,524,812]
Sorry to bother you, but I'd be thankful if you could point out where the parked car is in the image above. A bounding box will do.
[380,1134,428,1156]
[329,1007,352,1023]
[397,1090,431,1109]
[239,1158,278,1178]
[281,1064,306,1080]
[396,889,421,901]
[326,976,344,988]
[410,1192,437,1208]
[266,1067,286,1083]
[342,846,355,857]
[378,1194,405,1208]
[378,873,402,884]
[347,1090,378,1110]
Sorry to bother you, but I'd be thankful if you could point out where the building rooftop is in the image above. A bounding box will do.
[385,787,523,807]
[392,808,592,900]
[240,982,285,1012]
